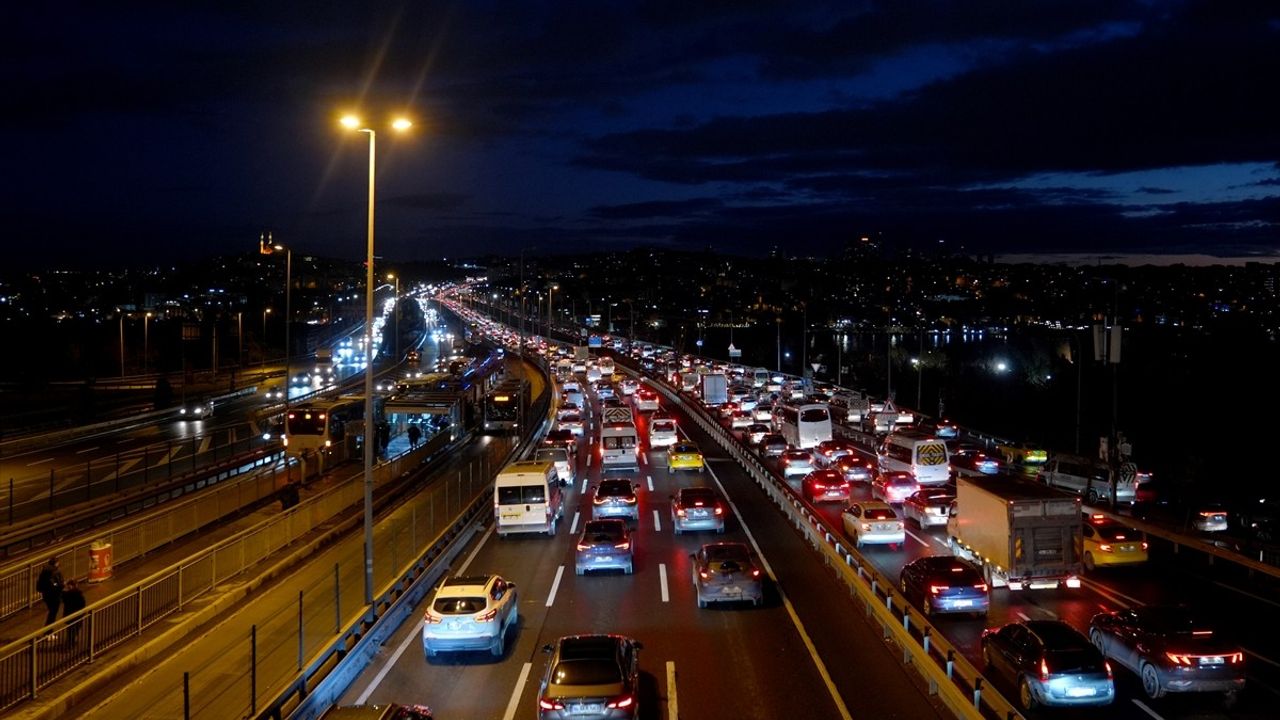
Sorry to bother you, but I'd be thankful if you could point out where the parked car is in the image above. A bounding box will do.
[575,519,634,575]
[671,487,727,534]
[981,620,1115,710]
[691,542,764,608]
[422,574,518,658]
[1088,606,1245,703]
[537,634,642,719]
[899,556,988,617]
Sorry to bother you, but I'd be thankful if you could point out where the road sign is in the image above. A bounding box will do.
[588,335,603,348]
[1120,462,1137,483]
[695,339,703,348]
[728,344,742,358]
[603,406,633,424]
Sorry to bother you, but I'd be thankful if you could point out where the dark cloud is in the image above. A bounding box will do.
[1136,187,1178,195]
[384,192,470,211]
[589,198,723,219]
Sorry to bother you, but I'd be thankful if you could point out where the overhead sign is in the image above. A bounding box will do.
[588,334,603,348]
[728,344,742,358]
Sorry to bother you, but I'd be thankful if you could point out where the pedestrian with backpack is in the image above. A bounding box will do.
[36,557,64,627]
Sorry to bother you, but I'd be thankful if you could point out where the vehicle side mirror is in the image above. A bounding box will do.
[542,643,555,654]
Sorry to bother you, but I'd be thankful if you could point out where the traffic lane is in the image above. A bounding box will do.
[664,403,950,719]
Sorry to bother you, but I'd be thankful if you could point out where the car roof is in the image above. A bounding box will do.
[559,634,625,658]
[1025,620,1089,647]
[856,501,895,511]
[437,574,493,595]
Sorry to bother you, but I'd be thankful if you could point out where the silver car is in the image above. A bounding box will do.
[575,520,634,575]
[592,479,640,522]
[691,542,764,608]
[670,487,727,534]
[538,634,641,720]
[422,574,518,658]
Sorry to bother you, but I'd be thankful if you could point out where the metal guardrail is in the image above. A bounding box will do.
[638,370,1024,720]
[1084,504,1280,581]
[0,422,447,714]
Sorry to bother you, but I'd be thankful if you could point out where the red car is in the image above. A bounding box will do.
[871,471,919,504]
[811,439,856,467]
[802,469,851,504]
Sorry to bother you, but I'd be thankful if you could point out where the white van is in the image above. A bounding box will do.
[877,431,950,485]
[534,446,575,486]
[1037,455,1138,505]
[494,460,563,537]
[600,422,640,471]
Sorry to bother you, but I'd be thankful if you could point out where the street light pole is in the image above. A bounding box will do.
[119,311,125,377]
[342,112,411,606]
[144,312,152,373]
[262,307,271,366]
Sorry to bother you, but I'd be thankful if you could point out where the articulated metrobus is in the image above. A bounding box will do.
[777,402,833,450]
[483,379,528,433]
[284,396,381,455]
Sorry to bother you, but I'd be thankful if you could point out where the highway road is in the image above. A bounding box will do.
[341,368,949,720]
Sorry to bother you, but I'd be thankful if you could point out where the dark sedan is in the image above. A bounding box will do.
[1088,606,1244,703]
[981,620,1115,710]
[538,634,641,719]
[899,556,987,618]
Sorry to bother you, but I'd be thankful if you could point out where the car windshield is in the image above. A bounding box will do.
[652,421,675,432]
[552,659,622,686]
[864,507,896,520]
[497,485,546,504]
[673,444,697,454]
[704,545,749,563]
[433,596,486,614]
[1045,649,1104,674]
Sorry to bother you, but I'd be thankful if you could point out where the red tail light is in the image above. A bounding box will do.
[676,508,686,517]
[476,608,498,622]
[1166,652,1191,665]
[1039,658,1050,682]
[1141,541,1149,551]
[614,541,631,550]
[576,542,590,550]
[607,694,634,709]
[624,495,637,504]
[699,569,710,579]
[929,584,947,595]
[539,698,565,710]
[592,495,606,505]
[714,506,724,516]
[1105,660,1113,679]
[1098,543,1113,552]
[751,568,761,578]
[424,613,442,624]
[1230,652,1244,664]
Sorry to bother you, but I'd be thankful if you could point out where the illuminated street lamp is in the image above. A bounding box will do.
[144,312,153,373]
[262,307,272,365]
[341,112,413,605]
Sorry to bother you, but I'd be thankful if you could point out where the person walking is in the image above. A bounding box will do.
[62,579,87,645]
[407,424,421,449]
[36,557,64,628]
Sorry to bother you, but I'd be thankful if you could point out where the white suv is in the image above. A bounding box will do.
[422,574,518,658]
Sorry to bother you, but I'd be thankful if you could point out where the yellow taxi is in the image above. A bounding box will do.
[1081,514,1148,570]
[667,442,705,473]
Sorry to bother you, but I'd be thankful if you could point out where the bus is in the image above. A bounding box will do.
[777,403,833,450]
[284,397,366,456]
[483,379,527,433]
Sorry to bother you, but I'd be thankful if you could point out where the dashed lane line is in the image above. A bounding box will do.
[546,565,565,607]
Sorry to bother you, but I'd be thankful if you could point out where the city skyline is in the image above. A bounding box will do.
[7,1,1279,267]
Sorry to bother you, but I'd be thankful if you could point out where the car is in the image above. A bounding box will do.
[633,388,660,413]
[780,449,816,477]
[948,445,1001,475]
[320,703,434,720]
[752,404,774,423]
[871,471,919,504]
[840,501,905,548]
[670,486,727,534]
[619,378,639,396]
[801,469,851,504]
[997,441,1048,466]
[648,418,678,449]
[1081,514,1148,570]
[178,399,214,419]
[594,381,615,400]
[537,634,642,720]
[743,423,770,446]
[1088,606,1245,703]
[728,410,754,429]
[716,402,740,419]
[667,442,705,473]
[931,420,960,439]
[575,519,634,575]
[811,439,856,467]
[758,433,788,458]
[534,446,575,486]
[263,387,285,401]
[1193,504,1229,533]
[557,403,581,421]
[602,397,624,409]
[544,429,578,456]
[592,479,640,522]
[899,556,989,617]
[691,542,764,608]
[422,574,519,658]
[902,488,955,528]
[558,414,585,436]
[981,620,1114,710]
[833,454,874,484]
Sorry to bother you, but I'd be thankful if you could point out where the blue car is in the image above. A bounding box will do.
[575,520,634,575]
[982,620,1114,710]
[899,556,988,617]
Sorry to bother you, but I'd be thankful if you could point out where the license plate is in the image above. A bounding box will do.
[447,621,461,630]
[826,490,842,497]
[1066,687,1097,697]
[598,556,612,562]
[722,586,740,594]
[1199,656,1225,665]
[953,599,973,607]
[570,703,603,714]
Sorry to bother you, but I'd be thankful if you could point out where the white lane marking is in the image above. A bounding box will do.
[1244,647,1280,669]
[1015,611,1031,622]
[1130,699,1166,720]
[903,528,930,547]
[1212,579,1280,610]
[639,452,647,466]
[501,662,533,720]
[355,617,423,704]
[587,453,593,469]
[546,565,565,607]
[931,534,949,549]
[666,661,679,720]
[702,462,853,720]
[75,446,100,455]
[570,511,580,535]
[659,563,670,603]
[652,510,662,533]
[581,477,589,493]
[647,475,654,491]
[26,458,54,466]
[458,526,494,574]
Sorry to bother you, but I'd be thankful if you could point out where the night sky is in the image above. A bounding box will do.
[8,1,1280,268]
